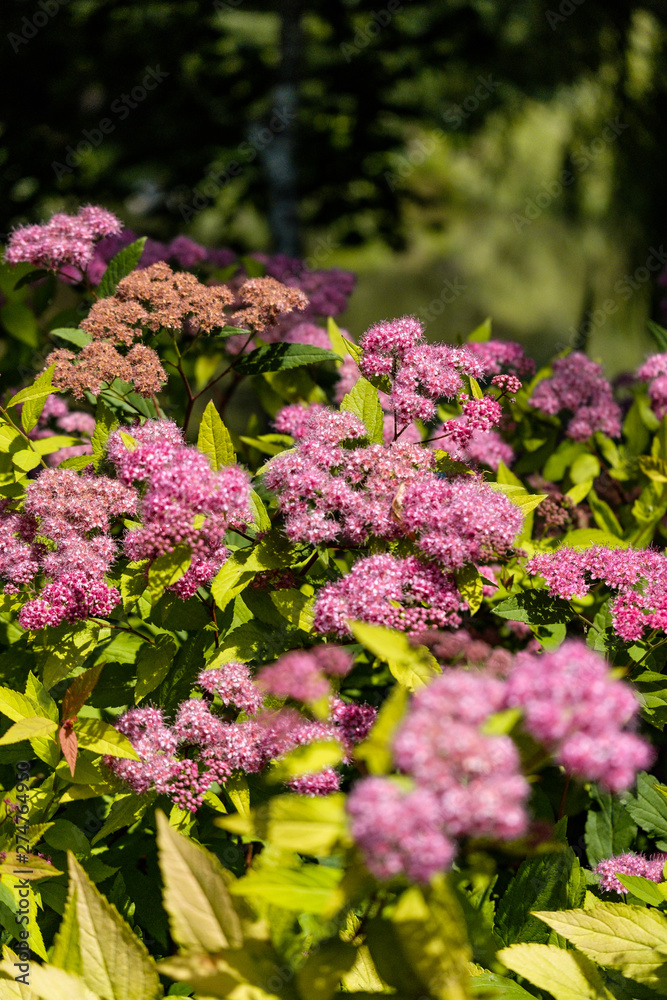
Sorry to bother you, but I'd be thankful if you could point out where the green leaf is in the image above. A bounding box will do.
[50,327,93,349]
[11,449,41,472]
[119,431,139,452]
[534,903,667,990]
[218,793,348,856]
[623,771,667,843]
[616,874,667,906]
[249,490,271,532]
[585,789,637,867]
[20,367,60,432]
[498,942,614,1000]
[455,564,483,615]
[230,864,343,914]
[392,878,472,1000]
[570,453,601,483]
[91,400,119,471]
[495,849,584,946]
[560,528,628,549]
[269,741,344,782]
[355,684,408,775]
[74,718,140,759]
[7,364,57,411]
[467,317,492,342]
[326,316,350,359]
[147,545,192,604]
[340,378,384,444]
[197,399,236,469]
[135,634,177,703]
[14,267,50,290]
[296,938,358,1000]
[493,591,573,627]
[0,686,41,723]
[587,489,623,536]
[648,320,667,352]
[65,852,162,1000]
[156,810,243,953]
[1,302,39,347]
[639,455,667,482]
[97,238,147,298]
[469,972,536,998]
[92,793,155,847]
[469,375,484,399]
[0,716,57,744]
[567,480,593,504]
[233,343,341,375]
[489,483,546,514]
[349,621,440,691]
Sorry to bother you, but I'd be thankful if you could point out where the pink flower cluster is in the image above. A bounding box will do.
[526,545,667,641]
[107,420,250,598]
[267,406,521,569]
[594,851,667,894]
[358,316,485,427]
[529,352,621,440]
[313,554,464,636]
[505,640,652,792]
[106,653,376,809]
[257,645,353,703]
[347,639,650,882]
[637,354,667,419]
[0,468,136,629]
[28,394,95,467]
[348,671,529,882]
[5,206,122,273]
[467,339,535,378]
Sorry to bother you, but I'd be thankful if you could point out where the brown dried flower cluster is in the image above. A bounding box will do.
[81,261,236,342]
[47,343,166,399]
[231,277,308,333]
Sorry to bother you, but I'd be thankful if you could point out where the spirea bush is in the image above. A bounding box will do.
[3,211,667,999]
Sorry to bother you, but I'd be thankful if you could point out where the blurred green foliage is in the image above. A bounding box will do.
[3,0,667,364]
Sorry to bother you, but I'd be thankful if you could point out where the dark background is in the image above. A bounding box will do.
[3,0,667,368]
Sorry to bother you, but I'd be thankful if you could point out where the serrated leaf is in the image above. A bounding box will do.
[349,621,440,690]
[585,789,637,867]
[7,365,57,411]
[197,399,236,469]
[50,327,93,349]
[156,810,243,953]
[92,793,155,846]
[495,849,584,946]
[233,343,341,375]
[340,378,384,444]
[488,483,547,513]
[135,634,177,702]
[230,864,343,914]
[533,903,667,989]
[0,686,41,723]
[66,852,162,1000]
[498,942,614,1000]
[91,401,119,471]
[74,718,140,759]
[249,489,271,531]
[218,793,348,856]
[62,665,104,721]
[147,545,192,604]
[616,874,667,906]
[97,238,147,298]
[0,717,57,744]
[623,771,667,841]
[455,564,483,615]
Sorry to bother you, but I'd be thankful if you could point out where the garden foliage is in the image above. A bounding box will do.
[1,212,667,999]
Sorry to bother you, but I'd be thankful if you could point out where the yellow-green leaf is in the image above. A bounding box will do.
[156,810,243,953]
[455,564,483,615]
[533,903,667,989]
[499,942,615,1000]
[74,719,140,760]
[349,621,440,691]
[198,399,236,469]
[340,377,384,444]
[65,854,161,1000]
[0,716,57,744]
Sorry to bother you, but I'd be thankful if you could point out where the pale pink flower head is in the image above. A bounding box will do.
[107,419,184,484]
[256,650,331,703]
[637,354,667,419]
[529,352,621,440]
[197,663,263,715]
[594,852,667,894]
[5,206,122,273]
[347,777,457,883]
[468,339,535,378]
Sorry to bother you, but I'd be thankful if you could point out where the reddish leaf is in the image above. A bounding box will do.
[61,663,103,721]
[59,721,79,777]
